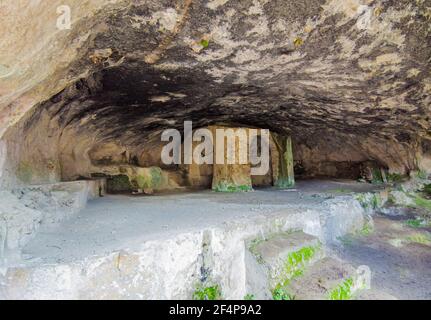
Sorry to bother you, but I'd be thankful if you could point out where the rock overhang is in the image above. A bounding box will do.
[0,0,430,184]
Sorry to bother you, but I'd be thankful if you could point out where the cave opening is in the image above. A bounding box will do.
[1,64,407,196]
[1,0,431,300]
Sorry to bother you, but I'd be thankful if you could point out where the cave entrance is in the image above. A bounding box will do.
[1,66,393,195]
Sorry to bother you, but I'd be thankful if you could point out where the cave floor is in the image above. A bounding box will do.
[330,214,431,300]
[9,179,431,299]
[21,179,380,265]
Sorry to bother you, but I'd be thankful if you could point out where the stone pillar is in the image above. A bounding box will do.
[210,126,253,192]
[272,133,295,188]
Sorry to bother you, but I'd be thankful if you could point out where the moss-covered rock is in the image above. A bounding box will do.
[213,181,252,193]
[272,134,295,189]
[107,175,132,193]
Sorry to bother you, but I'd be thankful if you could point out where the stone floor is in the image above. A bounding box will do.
[21,179,379,265]
[8,179,426,300]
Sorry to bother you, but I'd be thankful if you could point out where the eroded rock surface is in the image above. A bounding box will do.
[0,0,430,187]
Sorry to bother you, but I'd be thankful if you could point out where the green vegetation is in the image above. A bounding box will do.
[199,39,210,48]
[416,170,428,180]
[406,233,431,245]
[359,220,373,236]
[329,278,354,300]
[272,287,295,300]
[422,184,431,197]
[371,168,384,184]
[272,134,295,189]
[135,167,164,190]
[371,194,382,209]
[193,285,222,300]
[244,294,255,300]
[107,175,132,193]
[389,232,431,247]
[413,195,431,211]
[271,245,320,299]
[293,37,303,47]
[150,167,163,187]
[386,193,396,205]
[405,218,431,228]
[136,174,151,189]
[275,178,295,189]
[248,237,265,264]
[356,193,382,210]
[356,194,368,208]
[387,173,404,183]
[406,219,423,228]
[283,246,317,280]
[213,181,252,192]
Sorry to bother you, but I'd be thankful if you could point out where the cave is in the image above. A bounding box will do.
[0,0,430,301]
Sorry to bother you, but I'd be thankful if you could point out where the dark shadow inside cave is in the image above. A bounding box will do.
[0,66,410,193]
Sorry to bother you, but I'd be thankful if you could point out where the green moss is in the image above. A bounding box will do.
[199,39,209,48]
[107,175,132,193]
[135,167,164,190]
[406,233,431,245]
[413,195,431,211]
[422,184,431,197]
[275,245,319,290]
[213,181,252,192]
[387,173,404,183]
[193,285,221,300]
[405,218,431,228]
[386,193,396,205]
[356,194,368,209]
[359,221,373,236]
[272,134,295,189]
[136,174,152,189]
[244,294,255,300]
[275,178,295,189]
[371,194,382,209]
[329,278,354,300]
[416,170,428,180]
[248,237,265,264]
[150,167,163,187]
[293,37,303,47]
[406,219,425,228]
[371,168,384,184]
[272,287,295,300]
[356,193,382,210]
[16,161,33,183]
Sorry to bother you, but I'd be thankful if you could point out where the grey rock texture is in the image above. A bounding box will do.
[0,0,430,186]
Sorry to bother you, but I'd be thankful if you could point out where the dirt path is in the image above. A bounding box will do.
[331,214,431,300]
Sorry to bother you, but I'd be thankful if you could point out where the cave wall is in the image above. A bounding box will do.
[293,130,430,179]
[1,102,283,191]
[2,94,431,189]
[0,0,430,188]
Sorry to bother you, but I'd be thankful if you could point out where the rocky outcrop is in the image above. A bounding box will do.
[0,0,430,187]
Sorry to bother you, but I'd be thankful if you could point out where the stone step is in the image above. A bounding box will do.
[282,257,358,300]
[246,231,324,298]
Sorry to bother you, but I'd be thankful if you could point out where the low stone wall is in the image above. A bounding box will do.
[0,195,365,300]
[0,179,106,261]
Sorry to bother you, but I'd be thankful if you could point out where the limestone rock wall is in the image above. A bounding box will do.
[0,180,106,262]
[0,0,430,186]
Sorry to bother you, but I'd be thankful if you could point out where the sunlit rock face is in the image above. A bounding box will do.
[0,0,430,186]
